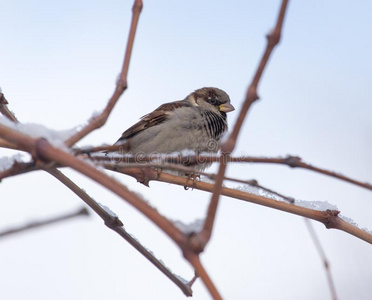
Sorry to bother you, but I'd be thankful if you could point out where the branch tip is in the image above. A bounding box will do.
[132,0,143,12]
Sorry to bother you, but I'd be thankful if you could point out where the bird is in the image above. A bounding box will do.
[112,87,234,171]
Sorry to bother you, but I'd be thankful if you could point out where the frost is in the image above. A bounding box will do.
[0,154,24,172]
[98,202,117,217]
[339,215,372,234]
[173,219,204,235]
[90,110,103,119]
[198,175,214,184]
[294,200,338,211]
[175,274,189,285]
[127,231,189,285]
[339,214,358,227]
[0,116,77,148]
[234,183,341,212]
[234,184,285,201]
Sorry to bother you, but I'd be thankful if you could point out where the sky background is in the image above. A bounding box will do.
[1,1,372,299]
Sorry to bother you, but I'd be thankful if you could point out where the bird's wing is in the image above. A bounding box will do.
[116,100,191,143]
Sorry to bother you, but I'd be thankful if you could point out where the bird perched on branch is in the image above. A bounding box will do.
[112,87,234,171]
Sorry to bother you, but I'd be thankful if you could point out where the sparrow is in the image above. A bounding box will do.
[113,87,234,170]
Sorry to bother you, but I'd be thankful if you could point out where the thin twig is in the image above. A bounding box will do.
[88,153,372,192]
[184,252,222,300]
[47,168,193,296]
[200,0,290,249]
[0,92,18,122]
[65,0,143,147]
[0,207,89,238]
[304,219,338,300]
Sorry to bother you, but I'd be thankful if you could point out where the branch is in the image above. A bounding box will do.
[0,207,89,238]
[88,153,372,192]
[47,168,192,296]
[106,165,372,244]
[65,0,143,147]
[304,219,338,300]
[184,252,222,300]
[0,92,18,122]
[202,0,290,248]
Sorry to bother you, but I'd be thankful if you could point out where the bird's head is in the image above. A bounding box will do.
[188,87,235,117]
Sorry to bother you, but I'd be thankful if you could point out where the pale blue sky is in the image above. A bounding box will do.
[1,1,372,299]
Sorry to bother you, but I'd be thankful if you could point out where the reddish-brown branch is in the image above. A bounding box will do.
[200,0,290,250]
[35,139,187,247]
[0,123,187,248]
[65,0,143,147]
[0,92,18,122]
[184,252,222,300]
[107,165,372,244]
[47,168,193,297]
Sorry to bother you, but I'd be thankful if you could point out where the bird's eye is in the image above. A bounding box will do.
[209,98,218,105]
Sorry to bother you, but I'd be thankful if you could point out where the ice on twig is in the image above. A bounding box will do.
[127,231,189,285]
[294,200,338,211]
[0,154,24,172]
[339,215,372,234]
[173,219,204,235]
[0,116,77,147]
[175,274,189,285]
[98,202,117,217]
[234,184,285,201]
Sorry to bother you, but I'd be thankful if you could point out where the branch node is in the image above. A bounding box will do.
[132,0,143,12]
[186,232,207,255]
[116,79,128,93]
[267,28,281,47]
[104,216,124,229]
[285,155,302,168]
[323,209,341,229]
[34,138,52,162]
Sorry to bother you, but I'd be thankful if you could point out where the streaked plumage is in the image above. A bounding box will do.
[114,87,234,170]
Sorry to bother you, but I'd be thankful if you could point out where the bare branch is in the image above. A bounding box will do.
[304,219,338,300]
[184,252,222,300]
[65,0,143,147]
[47,168,193,296]
[88,153,372,192]
[107,165,372,244]
[0,92,18,122]
[0,207,89,238]
[197,0,290,249]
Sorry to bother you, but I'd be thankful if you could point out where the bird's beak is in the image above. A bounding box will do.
[219,102,235,113]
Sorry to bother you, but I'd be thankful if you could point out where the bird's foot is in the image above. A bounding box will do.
[184,173,200,190]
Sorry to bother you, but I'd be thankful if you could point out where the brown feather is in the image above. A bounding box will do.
[116,100,192,143]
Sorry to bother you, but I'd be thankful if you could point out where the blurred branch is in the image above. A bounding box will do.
[0,161,37,182]
[47,168,193,297]
[65,0,143,147]
[304,219,338,300]
[0,207,89,239]
[184,252,222,300]
[0,92,18,122]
